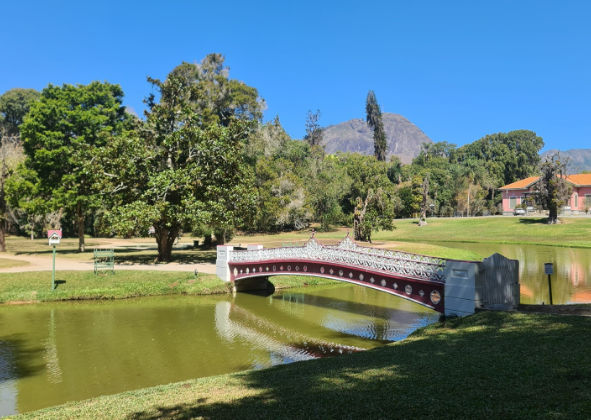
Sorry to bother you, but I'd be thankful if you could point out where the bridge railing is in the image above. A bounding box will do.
[228,236,446,283]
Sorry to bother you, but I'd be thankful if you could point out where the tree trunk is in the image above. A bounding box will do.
[31,219,35,240]
[155,226,177,262]
[467,183,471,217]
[77,202,85,252]
[548,207,559,224]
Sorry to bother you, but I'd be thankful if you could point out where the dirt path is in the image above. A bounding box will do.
[0,248,217,275]
[0,256,217,274]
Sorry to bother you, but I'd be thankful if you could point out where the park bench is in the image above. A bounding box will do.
[94,249,115,275]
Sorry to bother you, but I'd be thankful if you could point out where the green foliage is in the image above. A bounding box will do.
[339,154,396,241]
[19,81,130,250]
[308,157,351,231]
[457,130,544,187]
[96,75,256,261]
[365,90,387,161]
[0,88,40,135]
[168,53,265,126]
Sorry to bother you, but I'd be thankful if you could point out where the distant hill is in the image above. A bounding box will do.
[541,149,591,173]
[322,113,433,163]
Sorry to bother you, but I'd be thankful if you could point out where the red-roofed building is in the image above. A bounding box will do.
[499,174,591,215]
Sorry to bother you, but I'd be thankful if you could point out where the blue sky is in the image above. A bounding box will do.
[2,0,589,152]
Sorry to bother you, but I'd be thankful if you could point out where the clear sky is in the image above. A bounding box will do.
[2,0,589,152]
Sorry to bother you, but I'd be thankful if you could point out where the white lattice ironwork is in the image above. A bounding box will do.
[229,235,446,282]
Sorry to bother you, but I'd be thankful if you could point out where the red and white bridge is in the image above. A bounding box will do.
[216,234,519,316]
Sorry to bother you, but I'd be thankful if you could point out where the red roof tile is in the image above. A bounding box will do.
[498,176,539,190]
[566,174,591,186]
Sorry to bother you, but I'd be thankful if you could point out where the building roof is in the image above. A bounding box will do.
[499,173,591,190]
[498,176,540,190]
[566,174,591,186]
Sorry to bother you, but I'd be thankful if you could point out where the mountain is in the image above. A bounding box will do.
[541,149,591,173]
[321,113,433,163]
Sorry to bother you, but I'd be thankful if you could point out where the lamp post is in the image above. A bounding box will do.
[429,203,435,218]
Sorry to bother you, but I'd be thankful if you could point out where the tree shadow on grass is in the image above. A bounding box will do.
[517,217,550,224]
[125,312,591,419]
[112,250,216,265]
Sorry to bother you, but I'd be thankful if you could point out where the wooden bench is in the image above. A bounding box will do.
[94,249,115,275]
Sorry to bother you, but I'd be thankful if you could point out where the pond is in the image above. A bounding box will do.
[0,284,438,416]
[428,241,591,305]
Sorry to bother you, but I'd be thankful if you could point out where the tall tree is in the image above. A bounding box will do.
[20,82,129,251]
[365,91,387,161]
[304,110,324,148]
[418,173,430,226]
[0,88,40,136]
[534,153,571,224]
[96,75,256,262]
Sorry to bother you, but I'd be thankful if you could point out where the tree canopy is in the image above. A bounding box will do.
[20,81,130,251]
[96,74,256,261]
[0,88,40,136]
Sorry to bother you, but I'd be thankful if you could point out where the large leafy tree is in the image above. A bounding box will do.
[458,130,544,188]
[339,153,396,242]
[0,88,40,136]
[366,91,387,161]
[19,82,129,251]
[96,75,256,262]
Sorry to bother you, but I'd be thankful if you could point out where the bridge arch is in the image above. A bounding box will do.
[216,235,519,316]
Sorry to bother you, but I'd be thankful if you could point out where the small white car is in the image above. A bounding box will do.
[513,208,526,216]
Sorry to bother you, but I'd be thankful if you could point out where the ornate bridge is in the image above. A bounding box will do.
[216,234,520,316]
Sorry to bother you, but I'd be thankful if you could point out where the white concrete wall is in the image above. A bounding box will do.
[216,245,233,282]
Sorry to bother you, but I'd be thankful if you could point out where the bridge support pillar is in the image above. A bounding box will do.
[216,245,234,282]
[444,260,483,317]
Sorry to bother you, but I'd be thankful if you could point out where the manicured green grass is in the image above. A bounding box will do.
[0,271,337,304]
[15,311,591,419]
[371,217,591,248]
[388,241,482,260]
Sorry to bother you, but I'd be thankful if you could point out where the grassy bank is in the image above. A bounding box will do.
[0,271,338,304]
[14,311,591,419]
[373,217,591,248]
[228,217,591,249]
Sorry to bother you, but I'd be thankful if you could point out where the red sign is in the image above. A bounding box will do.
[48,230,62,239]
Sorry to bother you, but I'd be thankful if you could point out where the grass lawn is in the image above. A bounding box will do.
[371,217,591,248]
[0,271,337,304]
[14,311,591,419]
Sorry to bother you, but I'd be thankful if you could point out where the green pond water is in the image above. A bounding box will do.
[428,241,591,305]
[0,284,438,416]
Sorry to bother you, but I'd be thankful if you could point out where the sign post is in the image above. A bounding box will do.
[48,230,62,291]
[544,263,554,305]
